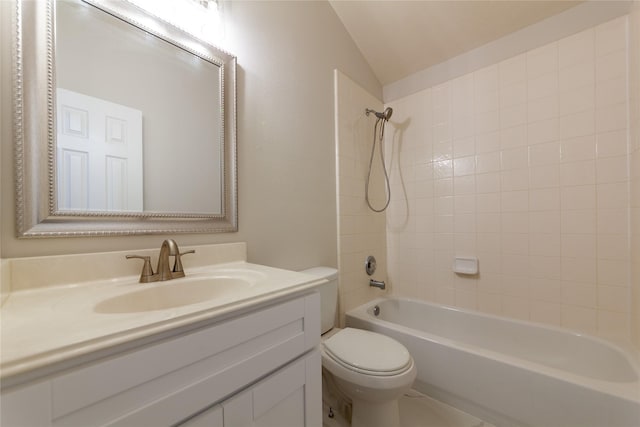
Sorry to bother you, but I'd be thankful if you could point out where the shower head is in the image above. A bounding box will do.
[366,107,393,121]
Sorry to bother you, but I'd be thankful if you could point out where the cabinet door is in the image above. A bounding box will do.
[0,382,52,427]
[223,349,321,427]
[179,405,223,427]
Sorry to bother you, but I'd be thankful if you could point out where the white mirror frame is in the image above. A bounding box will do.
[13,0,238,237]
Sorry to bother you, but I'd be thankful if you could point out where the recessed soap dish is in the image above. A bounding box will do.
[453,257,478,275]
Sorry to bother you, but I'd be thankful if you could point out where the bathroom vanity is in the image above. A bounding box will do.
[0,243,323,427]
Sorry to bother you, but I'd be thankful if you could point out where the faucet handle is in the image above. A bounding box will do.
[126,255,158,283]
[172,249,195,278]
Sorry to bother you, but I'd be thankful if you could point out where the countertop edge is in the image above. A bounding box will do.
[1,278,325,386]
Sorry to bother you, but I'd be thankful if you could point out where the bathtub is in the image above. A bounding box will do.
[346,297,640,427]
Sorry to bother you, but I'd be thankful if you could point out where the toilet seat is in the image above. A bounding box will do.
[322,328,412,376]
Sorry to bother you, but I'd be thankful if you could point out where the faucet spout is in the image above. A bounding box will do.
[157,239,179,281]
[369,279,386,290]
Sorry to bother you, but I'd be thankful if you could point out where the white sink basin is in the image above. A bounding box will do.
[94,274,255,313]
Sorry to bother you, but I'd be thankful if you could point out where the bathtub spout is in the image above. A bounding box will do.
[370,279,386,289]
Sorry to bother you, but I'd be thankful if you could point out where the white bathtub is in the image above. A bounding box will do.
[346,297,640,427]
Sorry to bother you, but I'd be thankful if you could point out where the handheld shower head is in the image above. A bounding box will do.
[366,107,393,121]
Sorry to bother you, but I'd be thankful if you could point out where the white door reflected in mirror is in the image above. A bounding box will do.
[57,88,143,212]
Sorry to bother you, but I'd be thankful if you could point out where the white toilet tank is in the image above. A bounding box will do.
[300,267,338,334]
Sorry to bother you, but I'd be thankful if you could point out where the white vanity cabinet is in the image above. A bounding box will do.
[1,292,321,427]
[182,350,320,427]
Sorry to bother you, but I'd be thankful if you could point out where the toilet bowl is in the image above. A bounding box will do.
[321,327,416,427]
[301,267,416,427]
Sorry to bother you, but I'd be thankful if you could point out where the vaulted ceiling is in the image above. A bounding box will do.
[329,1,584,86]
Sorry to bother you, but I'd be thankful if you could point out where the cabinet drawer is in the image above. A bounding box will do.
[221,349,321,427]
[51,293,320,426]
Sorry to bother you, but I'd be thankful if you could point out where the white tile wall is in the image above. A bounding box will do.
[334,70,388,325]
[629,3,640,350]
[385,17,635,344]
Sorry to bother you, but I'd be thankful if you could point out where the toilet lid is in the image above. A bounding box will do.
[323,328,412,375]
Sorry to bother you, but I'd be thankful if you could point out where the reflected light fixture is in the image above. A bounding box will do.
[126,0,223,43]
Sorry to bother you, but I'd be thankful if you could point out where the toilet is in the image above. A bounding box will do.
[302,267,416,427]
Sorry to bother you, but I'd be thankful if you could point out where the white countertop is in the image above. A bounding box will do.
[0,261,324,380]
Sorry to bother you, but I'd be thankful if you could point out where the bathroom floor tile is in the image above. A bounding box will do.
[399,390,495,427]
[322,389,495,427]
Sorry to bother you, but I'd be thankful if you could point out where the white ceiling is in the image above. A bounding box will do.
[329,0,584,86]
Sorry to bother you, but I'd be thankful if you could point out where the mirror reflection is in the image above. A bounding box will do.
[14,0,237,237]
[55,0,222,214]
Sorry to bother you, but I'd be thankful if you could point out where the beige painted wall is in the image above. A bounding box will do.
[385,16,635,345]
[0,2,381,273]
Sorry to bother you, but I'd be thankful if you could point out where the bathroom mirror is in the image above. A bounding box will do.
[14,0,237,237]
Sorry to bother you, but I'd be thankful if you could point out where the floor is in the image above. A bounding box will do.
[322,389,496,427]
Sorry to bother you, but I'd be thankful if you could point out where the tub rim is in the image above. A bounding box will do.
[346,296,640,404]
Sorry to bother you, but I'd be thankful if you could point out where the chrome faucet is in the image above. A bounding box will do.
[127,239,195,283]
[369,279,386,290]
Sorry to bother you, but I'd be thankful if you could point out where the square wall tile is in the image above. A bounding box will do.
[597,210,628,235]
[595,16,627,57]
[529,165,560,189]
[596,102,628,133]
[499,54,526,85]
[501,190,529,212]
[559,62,595,93]
[453,156,476,176]
[529,255,562,279]
[500,81,527,108]
[561,234,597,259]
[562,257,597,283]
[476,152,501,174]
[528,96,559,124]
[530,278,562,302]
[531,301,562,326]
[597,234,630,261]
[597,259,630,286]
[561,185,596,210]
[528,118,559,145]
[529,211,560,234]
[560,85,595,116]
[596,77,627,108]
[474,64,499,97]
[596,50,627,82]
[597,156,628,184]
[596,129,627,158]
[561,210,596,234]
[529,188,560,211]
[560,160,596,186]
[476,172,501,193]
[562,305,597,334]
[560,109,595,140]
[501,104,527,128]
[453,137,475,158]
[527,72,558,101]
[561,135,596,163]
[559,28,595,69]
[530,141,560,166]
[598,285,629,312]
[501,169,529,192]
[476,131,500,153]
[598,310,630,342]
[527,42,559,79]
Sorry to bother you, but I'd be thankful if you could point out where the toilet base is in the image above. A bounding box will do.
[351,397,400,427]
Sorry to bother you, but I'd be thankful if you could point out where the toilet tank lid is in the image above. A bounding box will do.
[300,267,338,281]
